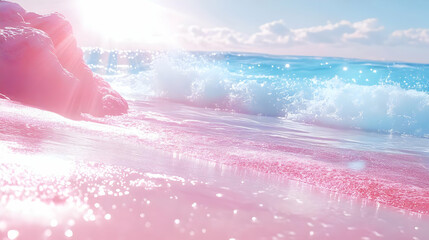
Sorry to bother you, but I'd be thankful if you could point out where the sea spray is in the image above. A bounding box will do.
[85,50,429,136]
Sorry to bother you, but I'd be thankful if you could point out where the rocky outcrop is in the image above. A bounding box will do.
[0,1,128,117]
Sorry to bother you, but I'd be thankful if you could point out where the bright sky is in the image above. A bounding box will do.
[13,0,429,63]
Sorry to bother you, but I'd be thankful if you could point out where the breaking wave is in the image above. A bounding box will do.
[84,49,429,136]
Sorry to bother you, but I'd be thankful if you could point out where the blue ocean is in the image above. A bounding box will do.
[85,50,429,137]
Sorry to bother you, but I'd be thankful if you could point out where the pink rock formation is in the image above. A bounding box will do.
[0,1,128,117]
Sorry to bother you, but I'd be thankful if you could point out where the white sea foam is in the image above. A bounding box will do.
[291,80,429,135]
[99,51,429,136]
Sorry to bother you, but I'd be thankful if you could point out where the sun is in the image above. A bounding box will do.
[77,0,171,43]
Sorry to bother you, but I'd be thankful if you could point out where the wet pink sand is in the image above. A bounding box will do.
[1,99,428,240]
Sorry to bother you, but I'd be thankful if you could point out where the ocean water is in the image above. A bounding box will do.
[85,50,429,136]
[1,50,429,239]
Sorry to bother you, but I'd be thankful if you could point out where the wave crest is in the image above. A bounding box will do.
[90,51,429,136]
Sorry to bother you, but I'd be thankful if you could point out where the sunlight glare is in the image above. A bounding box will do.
[77,0,169,43]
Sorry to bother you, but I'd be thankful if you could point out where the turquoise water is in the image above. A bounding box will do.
[85,50,429,137]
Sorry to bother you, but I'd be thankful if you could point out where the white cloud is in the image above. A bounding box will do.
[176,18,429,61]
[390,28,429,45]
[290,18,384,44]
[179,18,385,49]
[178,25,245,49]
[342,18,385,43]
[249,20,291,45]
[293,20,353,43]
